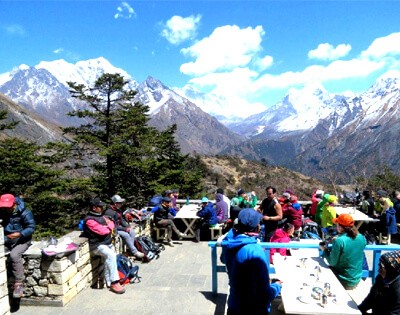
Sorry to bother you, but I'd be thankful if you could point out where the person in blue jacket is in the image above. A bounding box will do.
[194,197,217,242]
[0,193,36,298]
[220,208,282,315]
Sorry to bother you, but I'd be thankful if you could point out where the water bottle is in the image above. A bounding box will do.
[185,196,190,205]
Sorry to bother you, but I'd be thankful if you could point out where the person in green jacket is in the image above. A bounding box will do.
[320,213,367,289]
[315,193,330,225]
[237,189,258,209]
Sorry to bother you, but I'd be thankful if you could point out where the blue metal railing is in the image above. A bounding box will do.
[208,241,400,295]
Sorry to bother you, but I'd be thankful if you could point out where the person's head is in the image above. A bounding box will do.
[237,189,245,197]
[236,208,262,233]
[379,250,400,280]
[216,188,224,195]
[315,189,324,198]
[327,195,337,205]
[172,189,179,197]
[362,190,370,199]
[266,186,276,200]
[161,197,171,207]
[90,197,105,213]
[165,190,173,198]
[0,194,16,213]
[394,191,400,200]
[333,213,358,238]
[377,189,387,198]
[282,222,295,236]
[111,194,125,209]
[201,197,209,206]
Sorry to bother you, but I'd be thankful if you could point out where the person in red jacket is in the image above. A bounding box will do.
[269,222,294,263]
[281,193,303,236]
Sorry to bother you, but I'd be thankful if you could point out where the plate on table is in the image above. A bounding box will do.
[297,295,312,304]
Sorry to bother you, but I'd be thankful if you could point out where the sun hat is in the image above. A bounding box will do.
[238,208,262,231]
[111,195,125,203]
[201,197,209,203]
[327,195,337,204]
[380,250,400,276]
[332,213,354,227]
[0,194,15,208]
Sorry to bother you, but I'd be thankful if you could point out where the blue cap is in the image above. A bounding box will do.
[238,208,262,230]
[201,197,208,203]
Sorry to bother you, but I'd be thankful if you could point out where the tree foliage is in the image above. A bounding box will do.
[65,73,203,206]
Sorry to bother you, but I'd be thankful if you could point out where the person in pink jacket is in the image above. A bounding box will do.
[269,222,294,263]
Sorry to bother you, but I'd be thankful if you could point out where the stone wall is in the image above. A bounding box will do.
[0,226,10,315]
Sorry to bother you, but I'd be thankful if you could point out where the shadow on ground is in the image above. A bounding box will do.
[200,291,227,315]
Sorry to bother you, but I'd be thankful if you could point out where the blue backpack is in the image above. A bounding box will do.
[149,195,163,207]
[116,254,141,285]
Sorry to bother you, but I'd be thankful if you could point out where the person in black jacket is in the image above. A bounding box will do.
[358,250,400,315]
[0,193,35,298]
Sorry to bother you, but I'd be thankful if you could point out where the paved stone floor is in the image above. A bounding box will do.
[14,240,229,315]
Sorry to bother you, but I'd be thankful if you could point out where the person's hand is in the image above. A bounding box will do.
[251,191,256,196]
[7,232,21,239]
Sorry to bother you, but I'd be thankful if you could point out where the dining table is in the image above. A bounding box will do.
[175,204,200,238]
[334,206,379,229]
[273,253,361,314]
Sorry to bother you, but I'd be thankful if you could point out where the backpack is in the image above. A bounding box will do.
[134,236,165,261]
[116,254,141,285]
[149,195,163,207]
[301,230,322,240]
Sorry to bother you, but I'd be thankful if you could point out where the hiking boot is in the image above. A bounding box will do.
[133,251,145,259]
[13,282,24,299]
[110,282,125,294]
[167,240,174,247]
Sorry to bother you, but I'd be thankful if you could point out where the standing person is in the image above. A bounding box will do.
[321,195,338,232]
[319,213,367,289]
[358,250,400,315]
[315,193,330,225]
[310,190,324,219]
[152,197,185,246]
[259,186,283,242]
[83,197,125,294]
[221,208,282,314]
[104,195,144,259]
[194,197,218,242]
[393,191,400,224]
[361,190,376,217]
[216,188,230,218]
[215,193,229,224]
[281,194,303,236]
[0,194,35,298]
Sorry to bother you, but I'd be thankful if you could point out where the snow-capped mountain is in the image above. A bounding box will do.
[0,58,242,155]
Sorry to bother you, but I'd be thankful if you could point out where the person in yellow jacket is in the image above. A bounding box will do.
[321,195,338,237]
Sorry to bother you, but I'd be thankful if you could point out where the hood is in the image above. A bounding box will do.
[15,197,25,213]
[216,193,223,202]
[387,207,396,215]
[292,202,301,211]
[221,228,258,250]
[274,228,289,238]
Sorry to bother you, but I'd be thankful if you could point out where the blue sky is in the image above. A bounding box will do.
[1,1,400,115]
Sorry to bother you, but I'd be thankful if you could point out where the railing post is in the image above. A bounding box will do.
[211,245,218,296]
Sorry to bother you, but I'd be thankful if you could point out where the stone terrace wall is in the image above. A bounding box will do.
[20,231,106,307]
[0,226,10,315]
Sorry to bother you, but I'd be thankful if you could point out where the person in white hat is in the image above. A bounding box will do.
[104,195,144,259]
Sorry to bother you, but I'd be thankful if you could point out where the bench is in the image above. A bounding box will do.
[210,223,224,240]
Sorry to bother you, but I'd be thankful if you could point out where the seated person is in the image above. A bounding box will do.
[358,250,400,315]
[230,197,242,221]
[194,197,218,242]
[83,197,125,294]
[269,222,294,263]
[215,193,229,224]
[152,197,185,246]
[104,195,144,259]
[0,193,36,298]
[281,193,303,236]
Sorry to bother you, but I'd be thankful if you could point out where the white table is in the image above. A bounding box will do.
[273,255,361,314]
[334,206,379,229]
[175,204,200,238]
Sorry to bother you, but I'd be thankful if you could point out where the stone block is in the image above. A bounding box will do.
[76,252,90,269]
[0,295,10,315]
[38,279,49,287]
[33,285,48,296]
[50,264,77,284]
[26,275,38,287]
[62,286,77,306]
[0,259,5,272]
[41,257,72,272]
[0,228,4,245]
[48,282,69,296]
[21,297,63,307]
[79,263,92,278]
[76,276,89,293]
[68,270,82,288]
[27,258,41,270]
[0,270,6,286]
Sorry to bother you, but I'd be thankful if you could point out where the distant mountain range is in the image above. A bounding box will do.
[1,57,399,182]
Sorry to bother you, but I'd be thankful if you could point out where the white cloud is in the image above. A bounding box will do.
[308,43,352,61]
[114,2,136,19]
[3,24,26,36]
[254,55,273,71]
[161,15,201,45]
[53,48,64,54]
[361,32,400,59]
[180,25,265,75]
